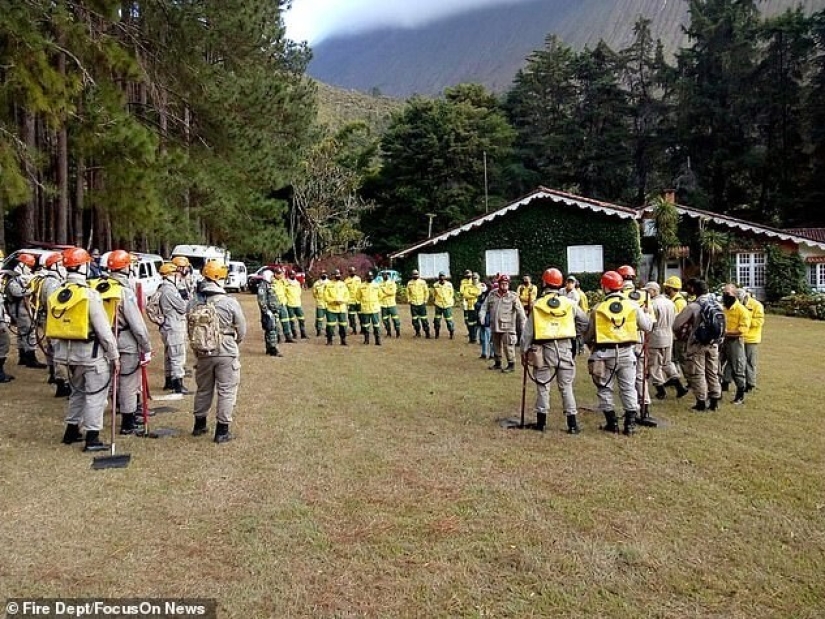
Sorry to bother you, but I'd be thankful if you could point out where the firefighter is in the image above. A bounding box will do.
[644,282,689,400]
[256,269,283,357]
[172,256,195,300]
[38,253,69,395]
[521,268,589,433]
[157,262,190,394]
[479,275,526,373]
[323,269,349,345]
[271,267,295,343]
[738,287,764,392]
[406,270,431,338]
[516,274,537,343]
[379,271,401,338]
[312,271,329,336]
[663,276,688,374]
[0,281,13,383]
[47,247,120,451]
[103,250,152,435]
[188,260,247,443]
[459,269,473,339]
[5,253,47,368]
[617,264,655,422]
[357,270,382,345]
[720,283,751,404]
[461,272,483,344]
[432,271,455,339]
[583,271,653,436]
[345,266,362,335]
[285,269,308,339]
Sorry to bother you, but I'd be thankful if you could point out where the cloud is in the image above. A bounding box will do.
[284,0,533,44]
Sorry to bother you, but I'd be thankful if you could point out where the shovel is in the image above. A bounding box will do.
[92,356,131,469]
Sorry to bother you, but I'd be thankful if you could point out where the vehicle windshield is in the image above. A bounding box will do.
[175,256,206,270]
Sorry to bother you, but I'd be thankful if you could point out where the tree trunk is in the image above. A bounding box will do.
[73,156,85,247]
[21,110,37,243]
[56,52,69,244]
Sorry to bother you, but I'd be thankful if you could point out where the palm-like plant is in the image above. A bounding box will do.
[699,225,729,281]
[651,194,680,282]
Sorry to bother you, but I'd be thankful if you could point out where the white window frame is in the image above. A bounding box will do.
[418,253,450,279]
[736,252,766,292]
[485,249,519,277]
[808,263,825,291]
[567,245,604,273]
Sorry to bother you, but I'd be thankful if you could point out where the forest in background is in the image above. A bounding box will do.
[1,1,825,268]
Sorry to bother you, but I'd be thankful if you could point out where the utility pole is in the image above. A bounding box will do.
[483,151,489,213]
[425,213,436,238]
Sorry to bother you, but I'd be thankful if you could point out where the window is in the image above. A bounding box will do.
[736,252,766,289]
[567,245,604,273]
[485,249,519,277]
[139,262,150,278]
[809,263,825,290]
[418,253,450,278]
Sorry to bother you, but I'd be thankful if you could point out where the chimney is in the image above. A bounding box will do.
[663,188,676,204]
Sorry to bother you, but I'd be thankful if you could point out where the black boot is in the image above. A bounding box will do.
[82,430,108,452]
[23,350,47,369]
[340,334,347,346]
[316,327,322,337]
[533,412,547,432]
[0,359,14,383]
[708,397,720,411]
[62,423,83,444]
[214,422,232,443]
[489,360,502,370]
[54,379,71,397]
[566,414,580,435]
[691,399,707,412]
[192,416,209,436]
[449,329,454,340]
[163,376,173,391]
[326,333,334,346]
[469,326,477,344]
[414,328,421,338]
[17,349,25,366]
[665,377,689,398]
[721,381,730,392]
[374,329,381,346]
[363,331,370,345]
[395,327,401,338]
[623,411,637,436]
[733,387,745,405]
[434,324,440,339]
[300,326,308,339]
[47,365,56,384]
[120,412,136,435]
[502,362,515,373]
[600,410,619,433]
[173,378,190,395]
[424,325,431,339]
[266,345,283,357]
[654,385,667,400]
[385,326,392,338]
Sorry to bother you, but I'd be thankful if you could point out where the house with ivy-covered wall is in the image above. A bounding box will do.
[389,187,642,292]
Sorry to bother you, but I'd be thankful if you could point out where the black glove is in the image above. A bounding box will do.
[179,289,189,301]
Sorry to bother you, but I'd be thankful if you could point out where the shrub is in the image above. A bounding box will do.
[770,292,825,320]
[308,253,375,285]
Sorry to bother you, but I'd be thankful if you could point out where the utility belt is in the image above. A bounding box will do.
[594,342,634,351]
[533,337,573,345]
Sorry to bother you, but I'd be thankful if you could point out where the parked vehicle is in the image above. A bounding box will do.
[225,261,248,292]
[170,244,230,279]
[247,263,306,294]
[373,269,402,285]
[100,251,164,305]
[2,248,64,272]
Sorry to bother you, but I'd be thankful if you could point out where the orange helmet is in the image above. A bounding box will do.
[601,271,624,292]
[617,265,636,280]
[62,247,91,269]
[44,253,62,269]
[17,253,36,268]
[172,256,190,269]
[107,249,132,271]
[542,268,563,287]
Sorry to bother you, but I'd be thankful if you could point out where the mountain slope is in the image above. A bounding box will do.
[308,0,825,97]
[315,81,403,135]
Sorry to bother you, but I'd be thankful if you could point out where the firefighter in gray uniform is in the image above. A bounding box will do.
[256,269,283,356]
[104,250,153,435]
[48,247,120,451]
[38,252,68,395]
[584,270,653,436]
[520,268,590,434]
[6,253,47,368]
[157,262,190,394]
[189,261,247,443]
[0,289,13,383]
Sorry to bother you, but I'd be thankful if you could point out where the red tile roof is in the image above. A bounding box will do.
[784,228,825,243]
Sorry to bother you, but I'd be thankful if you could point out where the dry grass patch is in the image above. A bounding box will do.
[1,295,824,617]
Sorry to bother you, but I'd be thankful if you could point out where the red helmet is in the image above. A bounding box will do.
[542,268,563,287]
[107,249,132,271]
[44,253,62,268]
[617,265,636,280]
[17,253,36,268]
[601,270,624,292]
[498,274,511,283]
[62,247,91,269]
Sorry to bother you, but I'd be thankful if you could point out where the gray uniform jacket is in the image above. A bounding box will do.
[52,273,119,365]
[187,281,247,357]
[648,295,676,349]
[672,293,717,351]
[479,290,526,335]
[158,278,188,343]
[111,273,151,355]
[6,274,30,318]
[39,272,63,317]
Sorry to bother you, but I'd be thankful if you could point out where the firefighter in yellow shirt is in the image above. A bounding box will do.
[406,270,431,338]
[432,271,455,339]
[311,272,329,336]
[379,271,401,338]
[323,269,349,345]
[285,270,307,339]
[357,271,383,345]
[462,272,483,343]
[272,267,295,343]
[345,266,362,335]
[720,284,751,404]
[737,287,764,392]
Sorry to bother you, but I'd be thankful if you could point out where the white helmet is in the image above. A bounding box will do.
[261,269,274,283]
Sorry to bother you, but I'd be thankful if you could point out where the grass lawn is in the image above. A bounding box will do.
[1,292,824,618]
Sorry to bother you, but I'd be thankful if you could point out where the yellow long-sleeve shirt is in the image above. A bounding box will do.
[345,276,361,304]
[272,278,288,304]
[744,296,765,344]
[357,281,381,314]
[324,280,349,313]
[285,279,302,307]
[312,279,328,309]
[433,281,455,308]
[723,299,751,337]
[406,279,429,305]
[378,280,397,308]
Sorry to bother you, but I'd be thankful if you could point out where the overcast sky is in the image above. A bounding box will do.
[283,0,532,44]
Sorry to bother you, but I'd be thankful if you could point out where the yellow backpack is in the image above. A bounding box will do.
[45,284,92,340]
[90,278,123,327]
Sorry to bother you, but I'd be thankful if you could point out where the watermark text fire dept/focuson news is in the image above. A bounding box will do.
[5,599,217,619]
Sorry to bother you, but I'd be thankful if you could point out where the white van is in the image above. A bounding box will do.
[100,251,164,305]
[225,261,248,292]
[170,245,230,279]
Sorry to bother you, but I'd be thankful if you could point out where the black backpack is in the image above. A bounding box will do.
[695,297,726,345]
